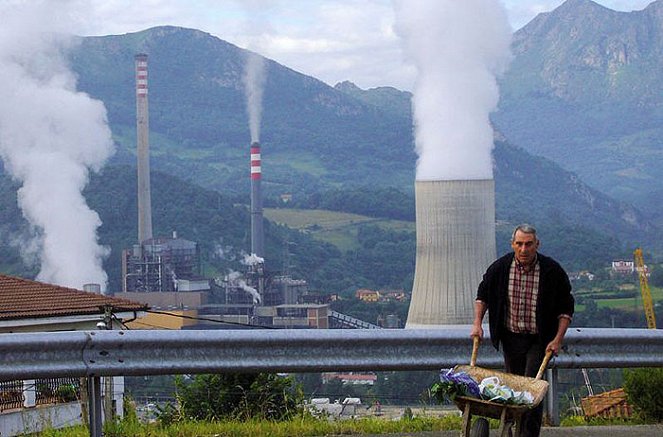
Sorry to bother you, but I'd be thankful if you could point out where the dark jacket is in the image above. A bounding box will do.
[476,252,574,350]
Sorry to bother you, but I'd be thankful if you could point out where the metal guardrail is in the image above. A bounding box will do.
[1,327,663,381]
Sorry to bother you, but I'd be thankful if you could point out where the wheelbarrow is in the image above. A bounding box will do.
[453,337,553,437]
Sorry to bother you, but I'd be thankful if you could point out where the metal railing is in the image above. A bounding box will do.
[0,380,23,412]
[1,327,663,436]
[35,377,80,405]
[1,327,663,379]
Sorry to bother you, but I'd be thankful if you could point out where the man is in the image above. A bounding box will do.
[470,224,574,437]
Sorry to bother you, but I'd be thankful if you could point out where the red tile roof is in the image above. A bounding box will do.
[0,273,148,321]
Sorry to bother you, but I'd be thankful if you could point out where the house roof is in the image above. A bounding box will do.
[0,273,148,321]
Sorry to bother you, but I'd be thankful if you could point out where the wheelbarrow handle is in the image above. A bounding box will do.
[470,336,480,367]
[471,336,554,379]
[535,350,554,380]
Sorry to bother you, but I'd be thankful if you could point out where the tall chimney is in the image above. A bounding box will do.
[406,179,496,327]
[135,53,153,244]
[250,141,264,257]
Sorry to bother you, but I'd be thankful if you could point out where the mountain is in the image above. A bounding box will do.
[61,25,658,250]
[493,0,663,219]
[70,26,415,198]
[334,80,412,118]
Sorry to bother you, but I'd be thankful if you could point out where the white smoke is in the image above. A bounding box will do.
[0,1,114,290]
[241,252,265,266]
[239,1,273,144]
[243,52,267,143]
[227,270,262,304]
[393,0,512,181]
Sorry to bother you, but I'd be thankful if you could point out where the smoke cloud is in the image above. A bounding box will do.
[227,271,262,304]
[239,2,273,144]
[0,1,114,290]
[243,52,267,143]
[393,0,512,181]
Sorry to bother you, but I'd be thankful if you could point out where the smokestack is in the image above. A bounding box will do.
[406,179,496,327]
[250,141,264,257]
[135,53,153,244]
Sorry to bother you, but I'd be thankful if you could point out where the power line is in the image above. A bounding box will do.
[143,309,276,329]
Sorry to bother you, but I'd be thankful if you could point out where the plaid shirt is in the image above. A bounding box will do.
[506,256,540,334]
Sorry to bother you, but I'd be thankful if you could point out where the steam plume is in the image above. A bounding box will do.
[243,52,267,143]
[394,0,512,181]
[0,2,114,290]
[227,271,262,304]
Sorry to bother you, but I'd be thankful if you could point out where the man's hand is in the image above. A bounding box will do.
[470,324,483,340]
[546,338,562,355]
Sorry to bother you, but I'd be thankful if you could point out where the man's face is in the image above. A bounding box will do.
[511,230,539,265]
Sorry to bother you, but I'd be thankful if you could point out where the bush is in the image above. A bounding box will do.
[623,368,663,421]
[55,384,78,403]
[174,373,304,422]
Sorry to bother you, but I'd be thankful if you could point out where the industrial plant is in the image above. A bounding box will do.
[117,54,373,330]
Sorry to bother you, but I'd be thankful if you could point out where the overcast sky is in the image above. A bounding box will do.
[70,0,654,90]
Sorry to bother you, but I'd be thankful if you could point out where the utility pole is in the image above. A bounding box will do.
[102,306,114,426]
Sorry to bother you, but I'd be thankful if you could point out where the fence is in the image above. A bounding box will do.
[1,327,663,436]
[0,381,23,412]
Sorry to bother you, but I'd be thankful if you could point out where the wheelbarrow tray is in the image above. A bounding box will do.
[452,364,549,421]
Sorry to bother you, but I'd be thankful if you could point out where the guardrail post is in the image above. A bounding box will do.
[88,376,102,437]
[545,368,560,426]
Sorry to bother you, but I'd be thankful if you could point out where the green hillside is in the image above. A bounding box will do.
[264,208,414,252]
[62,25,660,254]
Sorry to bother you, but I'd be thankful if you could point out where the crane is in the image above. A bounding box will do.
[633,248,657,329]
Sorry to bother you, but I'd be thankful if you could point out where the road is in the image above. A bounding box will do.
[339,425,663,436]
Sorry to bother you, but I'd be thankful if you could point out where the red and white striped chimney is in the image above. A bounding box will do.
[250,142,264,257]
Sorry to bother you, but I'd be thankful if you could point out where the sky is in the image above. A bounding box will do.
[62,0,658,91]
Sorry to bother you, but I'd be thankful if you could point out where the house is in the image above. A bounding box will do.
[0,273,148,437]
[322,372,378,386]
[611,261,634,275]
[355,289,380,302]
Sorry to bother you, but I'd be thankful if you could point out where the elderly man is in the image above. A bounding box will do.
[470,224,574,437]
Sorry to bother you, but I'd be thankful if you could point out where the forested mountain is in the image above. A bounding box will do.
[69,26,414,198]
[493,0,663,219]
[65,25,654,246]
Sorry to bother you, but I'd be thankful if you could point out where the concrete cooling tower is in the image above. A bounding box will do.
[406,179,496,327]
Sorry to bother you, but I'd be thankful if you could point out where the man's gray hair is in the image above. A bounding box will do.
[511,224,537,242]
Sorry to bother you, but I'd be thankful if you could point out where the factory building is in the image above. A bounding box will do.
[118,53,336,330]
[121,233,205,293]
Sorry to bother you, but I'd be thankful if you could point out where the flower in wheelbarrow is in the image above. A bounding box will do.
[431,368,481,402]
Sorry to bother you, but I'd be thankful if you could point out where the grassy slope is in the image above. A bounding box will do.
[264,208,414,252]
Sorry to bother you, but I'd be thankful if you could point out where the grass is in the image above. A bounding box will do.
[38,414,656,436]
[264,208,414,252]
[38,414,464,437]
[574,283,663,315]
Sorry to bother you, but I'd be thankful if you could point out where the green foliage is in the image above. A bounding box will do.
[174,373,303,422]
[55,384,78,402]
[623,368,663,421]
[649,265,663,288]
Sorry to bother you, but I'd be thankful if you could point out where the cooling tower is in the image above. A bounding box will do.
[406,179,496,327]
[250,141,264,257]
[135,53,153,244]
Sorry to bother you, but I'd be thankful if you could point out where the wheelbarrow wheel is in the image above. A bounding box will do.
[470,417,489,437]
